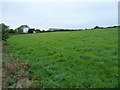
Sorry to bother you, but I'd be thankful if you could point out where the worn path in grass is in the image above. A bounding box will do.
[7,28,118,88]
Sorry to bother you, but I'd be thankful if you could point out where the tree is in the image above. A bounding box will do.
[9,29,15,33]
[94,26,100,29]
[0,23,9,41]
[35,29,41,33]
[28,28,35,33]
[42,30,45,32]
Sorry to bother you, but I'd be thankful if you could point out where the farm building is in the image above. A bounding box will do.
[18,25,30,33]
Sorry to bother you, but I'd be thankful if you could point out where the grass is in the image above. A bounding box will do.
[6,28,118,88]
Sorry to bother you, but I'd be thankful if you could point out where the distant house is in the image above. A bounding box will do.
[49,28,62,31]
[18,25,30,33]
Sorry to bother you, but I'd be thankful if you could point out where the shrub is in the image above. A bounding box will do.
[0,23,10,41]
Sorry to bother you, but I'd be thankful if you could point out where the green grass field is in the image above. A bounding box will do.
[7,28,118,88]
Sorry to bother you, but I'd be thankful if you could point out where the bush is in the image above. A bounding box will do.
[35,29,41,33]
[0,23,10,41]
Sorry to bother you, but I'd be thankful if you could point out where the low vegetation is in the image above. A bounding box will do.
[5,27,118,88]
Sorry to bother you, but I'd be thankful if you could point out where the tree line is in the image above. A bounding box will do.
[0,23,120,41]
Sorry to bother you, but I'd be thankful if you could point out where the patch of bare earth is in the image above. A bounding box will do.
[2,51,35,88]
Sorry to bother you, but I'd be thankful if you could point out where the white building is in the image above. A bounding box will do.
[18,25,30,33]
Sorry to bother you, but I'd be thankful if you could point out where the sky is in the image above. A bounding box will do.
[1,1,118,30]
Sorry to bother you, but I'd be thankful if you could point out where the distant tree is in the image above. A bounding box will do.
[41,30,45,32]
[17,28,23,34]
[13,29,18,34]
[28,28,35,33]
[113,26,117,28]
[94,26,100,29]
[9,29,15,33]
[35,29,41,33]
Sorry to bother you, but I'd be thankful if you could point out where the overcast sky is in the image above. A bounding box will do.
[1,2,118,30]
